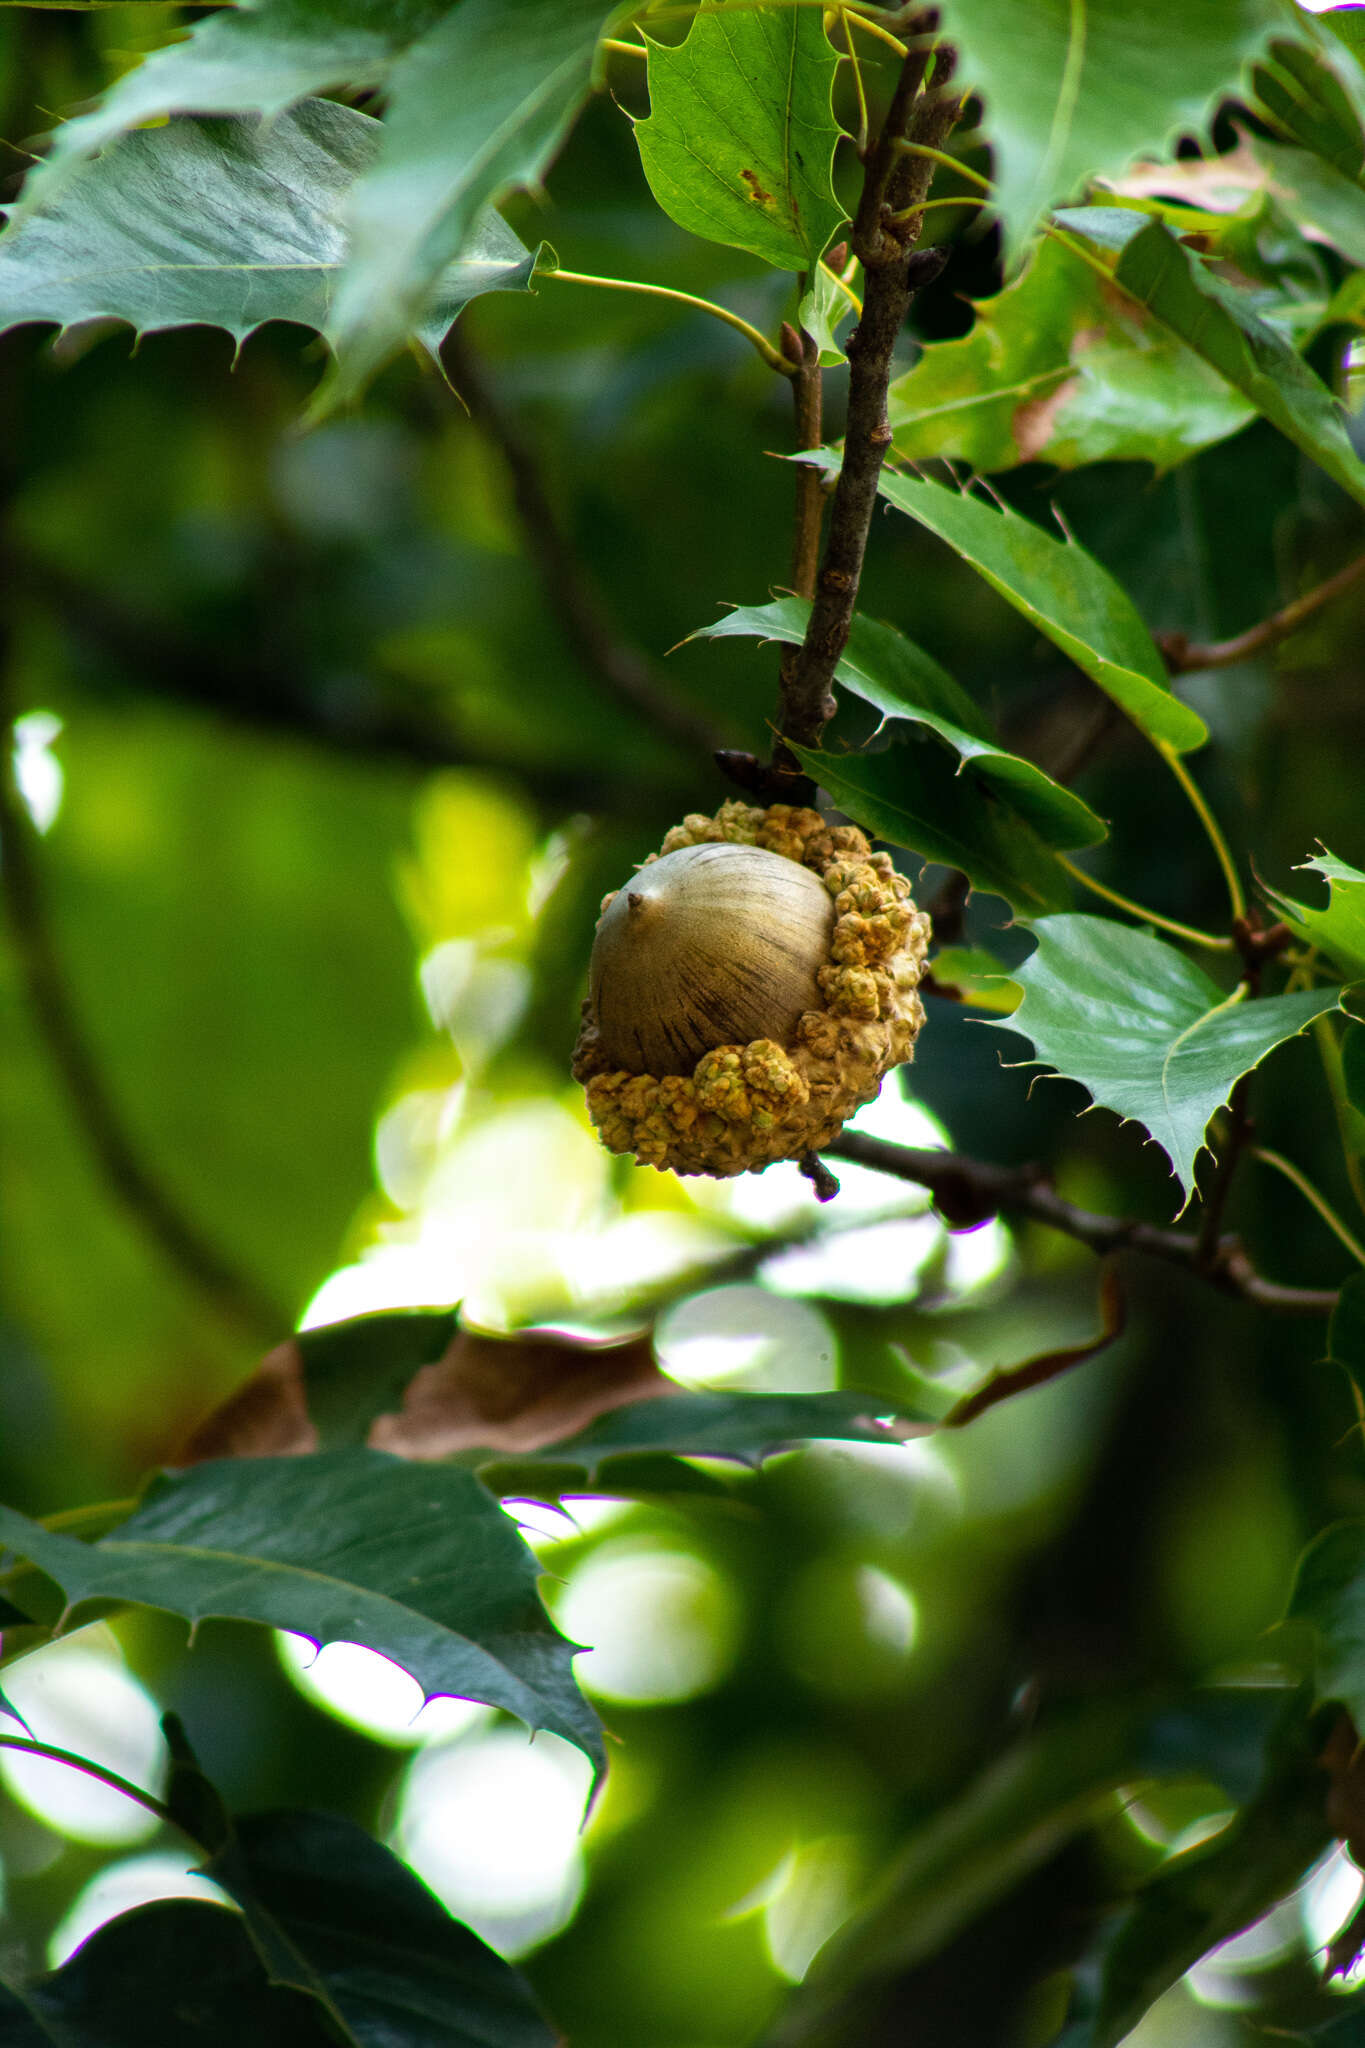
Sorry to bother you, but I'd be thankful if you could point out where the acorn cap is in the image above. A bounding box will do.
[572,799,931,1179]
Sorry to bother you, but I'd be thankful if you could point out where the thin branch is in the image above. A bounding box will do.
[0,1734,178,1836]
[0,737,286,1341]
[775,20,962,767]
[442,329,732,763]
[1160,549,1365,675]
[822,1130,1341,1314]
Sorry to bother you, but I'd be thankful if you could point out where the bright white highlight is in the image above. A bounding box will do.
[763,1838,863,1982]
[656,1284,836,1391]
[11,712,64,834]
[48,1851,232,1968]
[557,1543,741,1703]
[395,1729,592,1956]
[275,1635,490,1748]
[0,1631,165,1847]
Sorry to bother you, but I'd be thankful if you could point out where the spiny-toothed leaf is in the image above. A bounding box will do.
[320,0,615,412]
[995,913,1346,1203]
[797,261,858,368]
[798,455,1207,754]
[887,231,1253,473]
[1264,848,1365,983]
[634,3,845,271]
[480,1390,938,1486]
[1088,1696,1333,2048]
[1251,32,1365,179]
[938,0,1288,260]
[0,1900,329,2048]
[13,0,443,221]
[1289,1519,1365,1729]
[1058,210,1365,509]
[0,1450,604,1775]
[211,1810,560,2048]
[695,596,1106,850]
[789,735,1073,914]
[0,101,542,359]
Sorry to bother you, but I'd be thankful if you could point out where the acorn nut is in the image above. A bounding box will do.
[589,842,834,1076]
[572,799,931,1180]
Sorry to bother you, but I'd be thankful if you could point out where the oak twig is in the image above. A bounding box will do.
[1160,549,1365,675]
[823,1131,1340,1314]
[774,17,961,769]
[0,730,287,1341]
[442,329,732,762]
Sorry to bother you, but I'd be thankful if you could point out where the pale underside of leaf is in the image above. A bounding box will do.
[0,101,541,358]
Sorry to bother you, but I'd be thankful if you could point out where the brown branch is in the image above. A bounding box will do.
[775,19,960,767]
[0,730,287,1342]
[823,1130,1340,1315]
[441,327,732,762]
[1161,548,1365,675]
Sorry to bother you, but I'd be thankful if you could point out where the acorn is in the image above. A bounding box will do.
[572,799,931,1179]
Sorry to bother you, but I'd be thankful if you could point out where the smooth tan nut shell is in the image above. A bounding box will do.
[573,799,929,1178]
[588,842,834,1078]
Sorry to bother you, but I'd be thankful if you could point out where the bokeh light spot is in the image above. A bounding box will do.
[394,1729,592,1956]
[1,1631,165,1847]
[557,1543,742,1704]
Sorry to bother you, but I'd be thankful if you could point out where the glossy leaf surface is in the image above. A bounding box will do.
[1060,211,1365,507]
[0,101,540,356]
[322,0,611,407]
[997,914,1344,1200]
[0,1451,603,1770]
[938,0,1284,257]
[635,3,844,270]
[697,596,1105,847]
[1265,849,1365,982]
[791,737,1073,913]
[843,459,1208,752]
[484,1389,938,1484]
[888,232,1253,472]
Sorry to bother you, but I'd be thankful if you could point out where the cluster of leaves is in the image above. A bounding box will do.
[6,0,1365,2044]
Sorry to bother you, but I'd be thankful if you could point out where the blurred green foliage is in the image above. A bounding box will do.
[5,6,1365,2045]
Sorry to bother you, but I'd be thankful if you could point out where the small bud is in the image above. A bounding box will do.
[779,320,805,368]
[826,241,849,275]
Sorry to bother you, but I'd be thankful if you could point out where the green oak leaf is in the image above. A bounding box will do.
[797,261,858,367]
[1057,210,1365,509]
[634,4,845,271]
[996,913,1346,1202]
[320,0,615,412]
[1289,1518,1365,1728]
[694,596,1106,849]
[1088,1695,1332,2048]
[1264,848,1365,982]
[0,1900,327,2048]
[10,0,611,404]
[1251,32,1365,179]
[481,1391,936,1487]
[0,1450,603,1774]
[805,456,1208,753]
[210,1809,559,2048]
[0,101,543,359]
[937,0,1286,259]
[888,232,1253,473]
[789,738,1074,914]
